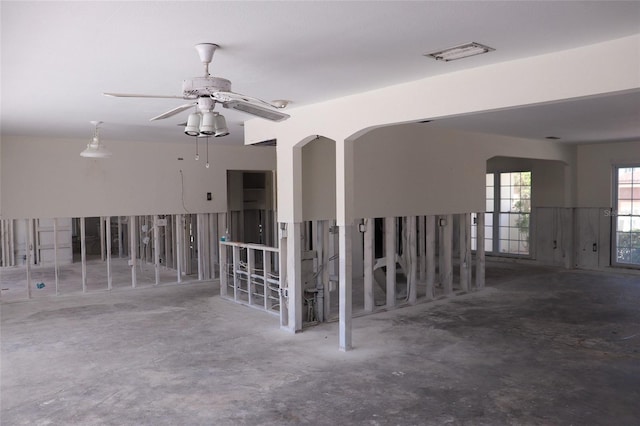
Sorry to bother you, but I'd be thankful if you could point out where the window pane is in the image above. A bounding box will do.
[486,174,494,186]
[615,166,640,266]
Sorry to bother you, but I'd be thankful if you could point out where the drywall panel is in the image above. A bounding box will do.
[574,208,601,269]
[302,137,336,221]
[352,125,574,218]
[534,207,573,267]
[0,136,276,219]
[576,140,640,207]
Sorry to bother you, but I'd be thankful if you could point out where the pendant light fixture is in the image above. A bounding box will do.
[80,121,112,158]
[183,109,229,138]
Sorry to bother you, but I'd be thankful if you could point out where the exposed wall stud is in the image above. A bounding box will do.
[443,214,453,295]
[425,215,436,300]
[385,217,396,308]
[408,216,417,304]
[80,217,87,293]
[363,218,374,312]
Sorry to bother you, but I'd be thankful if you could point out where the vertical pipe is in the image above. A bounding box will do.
[80,217,87,293]
[385,217,396,308]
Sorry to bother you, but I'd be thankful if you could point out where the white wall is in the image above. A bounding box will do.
[352,124,575,218]
[0,136,276,219]
[576,140,640,208]
[302,137,336,221]
[487,157,568,208]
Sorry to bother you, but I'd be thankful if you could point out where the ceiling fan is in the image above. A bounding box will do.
[104,43,290,137]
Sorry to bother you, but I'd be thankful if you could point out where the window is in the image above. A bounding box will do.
[614,166,640,266]
[473,171,531,256]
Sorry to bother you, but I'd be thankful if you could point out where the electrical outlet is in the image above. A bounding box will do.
[207,192,212,201]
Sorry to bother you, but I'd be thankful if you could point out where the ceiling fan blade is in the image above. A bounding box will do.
[103,92,186,99]
[149,103,197,121]
[212,91,290,122]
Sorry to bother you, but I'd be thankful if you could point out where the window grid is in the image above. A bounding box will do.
[615,166,640,266]
[472,171,530,256]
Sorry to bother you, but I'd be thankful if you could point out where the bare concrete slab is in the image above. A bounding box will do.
[2,263,640,425]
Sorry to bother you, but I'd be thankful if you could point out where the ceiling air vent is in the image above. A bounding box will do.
[425,42,494,62]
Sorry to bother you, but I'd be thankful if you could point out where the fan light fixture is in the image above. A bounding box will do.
[425,42,494,62]
[80,121,112,158]
[184,111,229,138]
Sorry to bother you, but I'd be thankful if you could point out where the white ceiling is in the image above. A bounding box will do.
[2,1,639,146]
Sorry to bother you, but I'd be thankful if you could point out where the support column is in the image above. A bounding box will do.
[425,215,436,300]
[363,218,374,312]
[336,137,355,351]
[476,213,485,290]
[385,217,396,308]
[278,224,288,329]
[338,223,353,351]
[286,222,303,333]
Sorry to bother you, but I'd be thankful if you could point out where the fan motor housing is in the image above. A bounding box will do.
[182,77,231,97]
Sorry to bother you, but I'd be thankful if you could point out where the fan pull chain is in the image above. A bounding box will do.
[205,137,210,168]
[195,137,199,160]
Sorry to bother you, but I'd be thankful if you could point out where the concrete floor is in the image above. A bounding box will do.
[2,263,640,425]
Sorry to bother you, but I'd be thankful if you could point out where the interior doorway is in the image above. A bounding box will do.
[227,170,277,246]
